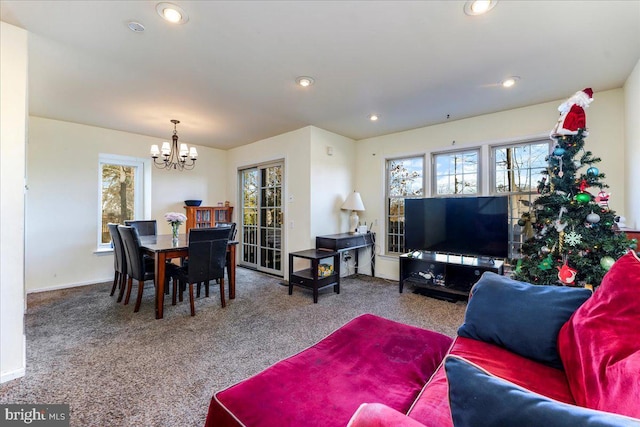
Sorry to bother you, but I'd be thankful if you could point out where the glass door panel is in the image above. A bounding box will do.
[239,163,283,276]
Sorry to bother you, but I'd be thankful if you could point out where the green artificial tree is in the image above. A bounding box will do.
[513,89,635,287]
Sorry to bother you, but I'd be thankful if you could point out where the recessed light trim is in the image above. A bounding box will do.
[369,114,379,122]
[464,0,498,16]
[296,76,315,87]
[127,21,145,32]
[156,2,189,24]
[501,76,520,88]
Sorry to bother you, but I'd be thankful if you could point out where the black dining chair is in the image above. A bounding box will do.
[169,228,229,316]
[124,219,157,237]
[216,223,236,290]
[216,222,237,241]
[107,223,127,301]
[118,225,162,313]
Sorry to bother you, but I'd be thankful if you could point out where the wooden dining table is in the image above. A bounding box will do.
[139,234,238,319]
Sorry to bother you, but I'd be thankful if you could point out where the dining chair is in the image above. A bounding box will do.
[107,223,127,301]
[118,225,160,313]
[169,228,229,316]
[216,222,237,241]
[124,219,157,237]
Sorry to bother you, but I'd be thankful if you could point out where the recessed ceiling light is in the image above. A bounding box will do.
[501,76,520,88]
[127,21,145,32]
[156,2,189,24]
[296,76,314,87]
[464,0,498,16]
[369,114,379,122]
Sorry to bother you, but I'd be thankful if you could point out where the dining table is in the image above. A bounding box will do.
[139,234,238,319]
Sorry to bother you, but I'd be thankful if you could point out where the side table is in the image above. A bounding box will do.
[289,249,341,303]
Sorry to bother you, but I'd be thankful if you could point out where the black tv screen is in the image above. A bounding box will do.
[404,196,509,259]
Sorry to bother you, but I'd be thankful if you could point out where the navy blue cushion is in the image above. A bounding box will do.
[457,272,591,369]
[445,356,640,427]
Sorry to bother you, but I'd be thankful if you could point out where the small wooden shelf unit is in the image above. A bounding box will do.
[184,206,233,233]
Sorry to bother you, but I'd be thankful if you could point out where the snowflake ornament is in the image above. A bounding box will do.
[565,231,582,246]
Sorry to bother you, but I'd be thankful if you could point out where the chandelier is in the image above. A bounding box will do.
[150,119,198,170]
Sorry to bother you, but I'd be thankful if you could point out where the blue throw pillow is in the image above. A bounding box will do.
[457,272,591,369]
[445,356,640,427]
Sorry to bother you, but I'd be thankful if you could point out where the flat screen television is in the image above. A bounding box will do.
[404,196,509,259]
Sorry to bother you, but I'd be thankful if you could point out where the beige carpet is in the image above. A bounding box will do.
[0,268,466,426]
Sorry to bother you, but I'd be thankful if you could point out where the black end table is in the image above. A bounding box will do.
[289,249,340,303]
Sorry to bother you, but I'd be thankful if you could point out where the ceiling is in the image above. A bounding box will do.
[1,1,639,150]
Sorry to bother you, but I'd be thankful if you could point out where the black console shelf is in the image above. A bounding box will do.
[399,252,504,301]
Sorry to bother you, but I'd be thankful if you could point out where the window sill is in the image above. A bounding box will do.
[94,248,114,256]
[378,253,400,260]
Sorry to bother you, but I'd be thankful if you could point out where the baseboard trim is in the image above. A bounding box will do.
[1,366,25,384]
[27,278,112,294]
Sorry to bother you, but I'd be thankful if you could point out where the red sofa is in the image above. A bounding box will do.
[205,251,640,427]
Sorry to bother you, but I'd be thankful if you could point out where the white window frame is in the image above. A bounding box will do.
[431,148,480,196]
[97,154,150,250]
[489,139,552,258]
[385,155,425,255]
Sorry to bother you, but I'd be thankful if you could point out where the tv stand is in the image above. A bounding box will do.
[399,252,504,301]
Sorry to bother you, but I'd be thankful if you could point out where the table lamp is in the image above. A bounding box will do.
[341,191,365,234]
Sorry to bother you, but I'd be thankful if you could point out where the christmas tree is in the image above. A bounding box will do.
[513,88,635,287]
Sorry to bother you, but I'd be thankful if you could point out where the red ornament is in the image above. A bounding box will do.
[579,179,588,192]
[557,263,578,285]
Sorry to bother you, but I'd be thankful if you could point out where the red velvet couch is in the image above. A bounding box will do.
[205,251,640,427]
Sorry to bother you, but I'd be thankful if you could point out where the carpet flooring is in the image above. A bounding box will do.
[0,268,466,426]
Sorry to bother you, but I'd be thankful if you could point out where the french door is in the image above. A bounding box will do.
[239,162,284,276]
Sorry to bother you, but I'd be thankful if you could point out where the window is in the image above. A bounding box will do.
[98,155,146,249]
[386,157,424,254]
[491,140,551,258]
[432,149,479,195]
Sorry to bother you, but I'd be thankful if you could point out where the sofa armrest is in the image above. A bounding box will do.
[347,403,426,427]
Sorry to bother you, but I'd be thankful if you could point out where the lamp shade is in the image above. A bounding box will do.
[341,191,365,211]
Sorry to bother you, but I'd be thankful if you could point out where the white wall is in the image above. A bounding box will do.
[26,117,226,292]
[1,22,27,383]
[355,89,627,281]
[226,127,312,279]
[309,127,356,239]
[226,126,359,278]
[624,59,640,229]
